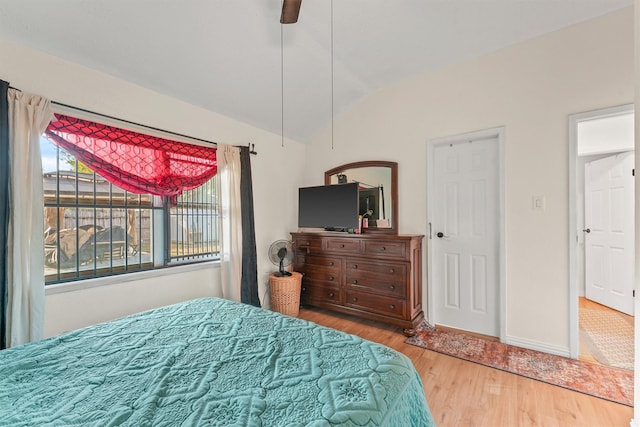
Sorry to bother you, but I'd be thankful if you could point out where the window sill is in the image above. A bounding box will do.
[45,261,220,296]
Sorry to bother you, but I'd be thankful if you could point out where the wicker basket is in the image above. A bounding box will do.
[269,272,302,317]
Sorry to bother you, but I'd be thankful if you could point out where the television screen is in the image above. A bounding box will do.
[298,183,359,230]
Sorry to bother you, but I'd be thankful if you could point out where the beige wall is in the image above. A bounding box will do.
[0,38,306,335]
[44,264,219,336]
[306,8,634,353]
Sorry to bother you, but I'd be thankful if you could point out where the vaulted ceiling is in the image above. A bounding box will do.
[0,0,633,142]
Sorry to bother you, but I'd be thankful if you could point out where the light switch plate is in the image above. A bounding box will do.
[532,195,545,211]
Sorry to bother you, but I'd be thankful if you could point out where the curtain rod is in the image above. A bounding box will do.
[6,84,256,155]
[53,100,221,146]
[52,101,257,155]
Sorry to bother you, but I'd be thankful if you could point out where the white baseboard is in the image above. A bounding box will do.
[504,335,571,358]
[629,419,638,427]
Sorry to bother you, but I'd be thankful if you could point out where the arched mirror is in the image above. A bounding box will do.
[325,161,398,234]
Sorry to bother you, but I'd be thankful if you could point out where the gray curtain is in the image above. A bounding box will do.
[239,146,260,307]
[0,80,9,349]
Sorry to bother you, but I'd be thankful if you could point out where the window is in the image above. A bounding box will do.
[41,118,219,285]
[169,178,219,263]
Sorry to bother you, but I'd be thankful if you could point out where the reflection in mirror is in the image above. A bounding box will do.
[325,161,398,234]
[328,168,391,226]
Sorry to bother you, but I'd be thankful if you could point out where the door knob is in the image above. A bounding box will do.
[583,228,591,234]
[436,232,447,238]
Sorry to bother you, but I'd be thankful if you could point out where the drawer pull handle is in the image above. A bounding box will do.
[389,304,395,310]
[352,280,358,285]
[328,276,335,281]
[328,261,334,266]
[389,269,395,273]
[389,285,395,290]
[302,287,306,292]
[352,297,358,302]
[340,244,345,248]
[353,264,358,269]
[329,292,335,297]
[381,246,386,251]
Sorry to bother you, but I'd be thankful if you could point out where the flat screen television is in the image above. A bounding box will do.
[298,183,359,230]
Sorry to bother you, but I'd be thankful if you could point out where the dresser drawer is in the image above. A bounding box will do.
[301,284,342,305]
[300,267,340,287]
[326,238,361,253]
[293,237,323,254]
[345,291,406,319]
[305,255,340,269]
[345,260,407,298]
[346,260,406,277]
[363,240,406,259]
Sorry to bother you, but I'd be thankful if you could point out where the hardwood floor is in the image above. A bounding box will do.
[298,307,633,427]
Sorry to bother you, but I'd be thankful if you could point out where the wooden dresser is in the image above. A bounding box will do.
[291,232,424,336]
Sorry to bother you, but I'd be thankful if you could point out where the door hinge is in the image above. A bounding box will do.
[633,290,635,297]
[633,168,635,176]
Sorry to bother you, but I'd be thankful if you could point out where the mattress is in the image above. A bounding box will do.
[0,297,435,426]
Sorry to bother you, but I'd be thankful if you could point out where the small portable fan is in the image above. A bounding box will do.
[269,240,294,277]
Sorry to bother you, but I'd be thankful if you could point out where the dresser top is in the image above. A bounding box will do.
[291,231,424,240]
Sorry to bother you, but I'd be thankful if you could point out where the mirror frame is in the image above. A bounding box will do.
[325,161,398,234]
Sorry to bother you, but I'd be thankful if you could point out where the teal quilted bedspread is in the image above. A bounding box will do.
[0,298,435,426]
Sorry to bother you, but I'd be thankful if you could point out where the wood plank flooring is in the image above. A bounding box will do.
[298,307,633,427]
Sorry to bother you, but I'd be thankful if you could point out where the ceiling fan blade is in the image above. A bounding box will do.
[280,0,302,24]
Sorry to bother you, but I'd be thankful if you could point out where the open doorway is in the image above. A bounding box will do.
[569,104,634,370]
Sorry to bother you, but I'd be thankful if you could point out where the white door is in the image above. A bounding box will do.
[432,137,499,336]
[584,151,634,315]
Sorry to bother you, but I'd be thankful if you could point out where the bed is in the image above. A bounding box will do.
[0,297,435,426]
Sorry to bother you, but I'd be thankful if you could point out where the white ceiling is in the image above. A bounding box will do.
[0,0,633,142]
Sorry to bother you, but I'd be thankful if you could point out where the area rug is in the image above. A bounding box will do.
[405,321,633,406]
[580,308,634,371]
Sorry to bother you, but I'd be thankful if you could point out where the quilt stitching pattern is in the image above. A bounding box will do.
[0,298,434,426]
